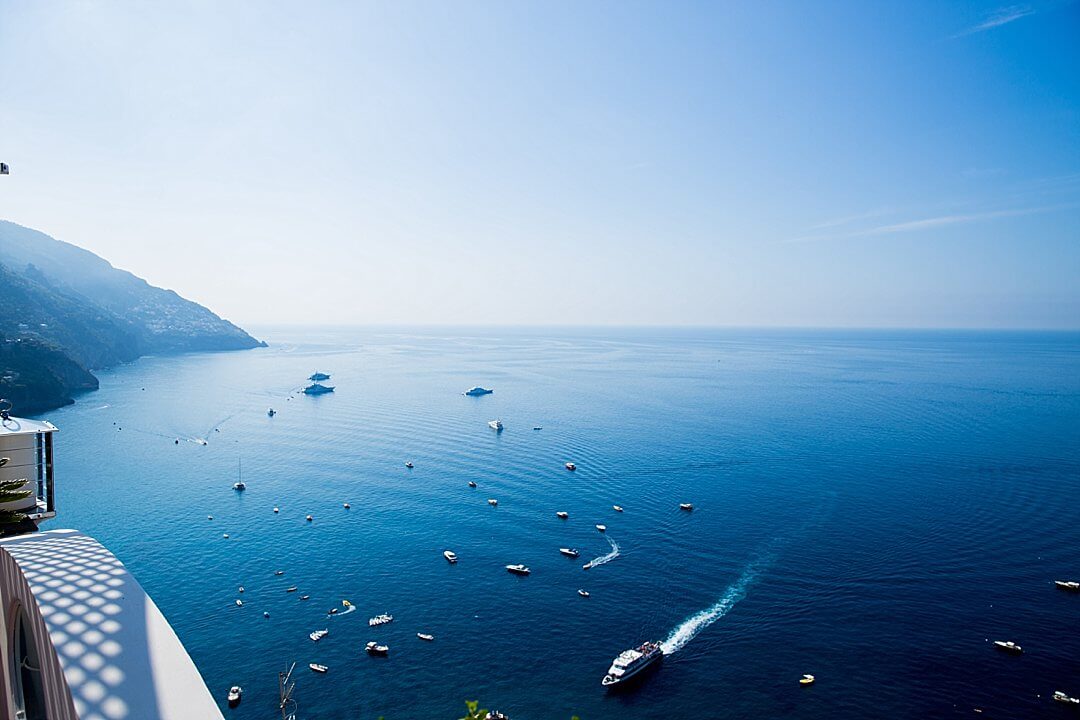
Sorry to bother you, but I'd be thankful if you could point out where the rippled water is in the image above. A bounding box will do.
[36,328,1080,719]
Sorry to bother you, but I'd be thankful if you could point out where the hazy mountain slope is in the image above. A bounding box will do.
[0,220,264,413]
[0,220,262,354]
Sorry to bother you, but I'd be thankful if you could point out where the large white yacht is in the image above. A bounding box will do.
[601,641,663,687]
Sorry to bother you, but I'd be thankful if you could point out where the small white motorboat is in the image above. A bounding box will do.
[993,640,1023,654]
[1054,691,1080,705]
[613,505,623,512]
[227,686,242,706]
[468,480,477,487]
[800,674,815,686]
[596,524,607,532]
[368,613,393,627]
[366,641,389,656]
[405,461,414,468]
[565,462,576,471]
[300,595,310,601]
[488,419,504,431]
[286,586,298,593]
[275,570,285,576]
[310,629,329,642]
[417,633,435,641]
[235,599,243,607]
[273,506,280,513]
[679,503,694,511]
[222,533,229,539]
[306,515,314,522]
[343,502,351,509]
[560,548,580,558]
[309,663,328,673]
[233,481,246,491]
[505,564,531,576]
[578,589,590,598]
[444,550,458,564]
[488,498,498,506]
[263,611,270,618]
[556,511,569,519]
[1055,580,1080,592]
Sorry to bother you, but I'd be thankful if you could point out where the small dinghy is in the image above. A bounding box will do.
[343,502,351,509]
[565,462,576,471]
[310,629,328,642]
[560,548,580,558]
[800,674,815,686]
[613,505,624,512]
[306,515,314,522]
[487,498,498,506]
[993,640,1023,654]
[417,633,435,641]
[1055,580,1080,592]
[238,586,244,593]
[267,408,276,417]
[488,419,504,431]
[596,524,607,532]
[578,589,590,598]
[235,599,243,607]
[444,550,458,564]
[273,507,280,513]
[680,503,694,511]
[227,686,242,707]
[366,641,389,656]
[368,613,393,627]
[309,663,328,673]
[505,564,531,576]
[468,481,477,488]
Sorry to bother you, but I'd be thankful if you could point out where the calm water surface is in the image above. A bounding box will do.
[36,328,1080,719]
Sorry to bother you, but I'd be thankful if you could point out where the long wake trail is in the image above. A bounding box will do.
[583,535,620,570]
[660,551,774,655]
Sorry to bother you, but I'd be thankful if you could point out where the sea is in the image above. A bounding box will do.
[32,327,1080,719]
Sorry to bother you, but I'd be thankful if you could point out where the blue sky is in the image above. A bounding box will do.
[0,1,1077,327]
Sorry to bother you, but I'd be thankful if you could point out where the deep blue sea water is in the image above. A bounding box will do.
[33,327,1080,719]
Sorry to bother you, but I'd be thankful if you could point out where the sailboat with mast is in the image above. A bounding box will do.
[278,662,297,720]
[233,457,246,491]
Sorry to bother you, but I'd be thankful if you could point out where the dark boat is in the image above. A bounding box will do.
[303,383,335,395]
[309,372,331,381]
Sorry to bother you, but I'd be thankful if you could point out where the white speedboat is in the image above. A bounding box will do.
[235,599,243,606]
[601,642,663,687]
[309,629,328,642]
[488,419,504,431]
[275,570,285,576]
[596,524,607,532]
[800,674,815,686]
[444,550,458,564]
[613,505,624,512]
[1055,580,1080,591]
[1054,691,1080,705]
[556,511,569,519]
[366,641,389,656]
[560,548,580,558]
[578,589,590,598]
[565,462,576,471]
[227,686,242,706]
[405,461,414,468]
[468,480,477,487]
[309,663,328,673]
[286,586,297,593]
[505,564,531,576]
[464,386,493,396]
[417,633,435,641]
[488,498,498,506]
[368,614,393,627]
[993,640,1023,654]
[679,503,694,511]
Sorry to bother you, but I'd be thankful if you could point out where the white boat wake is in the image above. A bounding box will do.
[660,552,773,655]
[328,605,356,618]
[584,535,620,569]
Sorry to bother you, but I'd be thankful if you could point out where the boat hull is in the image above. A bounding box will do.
[601,652,663,689]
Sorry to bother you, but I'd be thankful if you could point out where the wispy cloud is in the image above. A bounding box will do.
[953,5,1036,37]
[785,203,1077,244]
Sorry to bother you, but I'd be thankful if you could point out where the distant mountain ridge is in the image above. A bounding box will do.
[0,220,264,413]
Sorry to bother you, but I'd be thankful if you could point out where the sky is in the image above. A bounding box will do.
[0,0,1078,328]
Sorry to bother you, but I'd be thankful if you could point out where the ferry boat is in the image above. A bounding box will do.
[368,613,393,627]
[560,548,580,558]
[464,386,494,396]
[303,383,335,395]
[505,564,531,576]
[444,550,458,564]
[993,640,1023,654]
[1055,580,1080,591]
[488,419,504,431]
[601,642,663,687]
[309,663,328,673]
[309,629,328,642]
[365,641,389,656]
